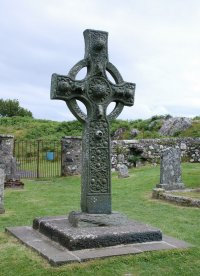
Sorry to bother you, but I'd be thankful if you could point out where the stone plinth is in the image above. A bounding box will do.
[157,147,185,190]
[32,214,162,251]
[0,168,5,214]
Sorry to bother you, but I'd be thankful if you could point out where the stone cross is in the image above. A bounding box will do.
[51,29,135,214]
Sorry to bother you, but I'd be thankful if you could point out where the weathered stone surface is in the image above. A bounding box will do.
[159,117,192,136]
[113,128,127,140]
[117,153,125,163]
[0,135,23,188]
[157,147,185,190]
[4,157,24,188]
[130,128,140,137]
[0,168,5,213]
[131,137,200,164]
[118,164,129,178]
[152,188,165,199]
[61,136,82,176]
[51,29,135,214]
[33,216,162,251]
[68,211,129,227]
[5,157,20,180]
[0,135,14,176]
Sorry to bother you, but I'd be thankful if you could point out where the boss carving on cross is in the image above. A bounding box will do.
[51,29,135,214]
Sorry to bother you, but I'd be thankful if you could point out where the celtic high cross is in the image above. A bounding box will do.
[51,29,135,214]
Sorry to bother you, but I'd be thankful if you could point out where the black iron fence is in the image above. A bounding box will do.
[14,140,62,178]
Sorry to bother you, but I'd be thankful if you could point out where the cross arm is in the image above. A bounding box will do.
[112,82,135,107]
[50,73,85,101]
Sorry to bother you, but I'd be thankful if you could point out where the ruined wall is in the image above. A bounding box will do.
[61,137,200,175]
[124,137,200,164]
[61,136,82,176]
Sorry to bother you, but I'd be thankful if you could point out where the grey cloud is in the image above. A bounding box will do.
[0,0,199,121]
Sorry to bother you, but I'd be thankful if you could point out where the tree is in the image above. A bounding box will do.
[0,99,33,118]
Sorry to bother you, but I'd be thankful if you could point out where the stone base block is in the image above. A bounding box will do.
[32,214,162,251]
[156,183,185,190]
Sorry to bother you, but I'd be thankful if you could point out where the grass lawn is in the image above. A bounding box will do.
[0,163,200,276]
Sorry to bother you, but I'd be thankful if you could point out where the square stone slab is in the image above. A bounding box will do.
[6,226,192,266]
[32,215,162,250]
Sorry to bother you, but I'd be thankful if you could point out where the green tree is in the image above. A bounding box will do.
[0,99,33,117]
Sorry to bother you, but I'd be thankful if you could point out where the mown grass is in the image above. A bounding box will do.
[0,163,200,275]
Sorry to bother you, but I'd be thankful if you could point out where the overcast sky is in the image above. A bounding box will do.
[0,0,199,122]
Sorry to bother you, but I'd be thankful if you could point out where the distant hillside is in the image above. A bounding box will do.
[0,117,82,140]
[0,115,199,141]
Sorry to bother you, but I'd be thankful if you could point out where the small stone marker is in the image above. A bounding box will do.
[0,168,5,214]
[118,164,129,178]
[157,147,185,190]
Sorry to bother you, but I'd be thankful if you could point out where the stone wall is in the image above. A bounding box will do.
[122,137,200,164]
[0,168,5,213]
[0,135,14,178]
[61,136,82,176]
[60,137,200,175]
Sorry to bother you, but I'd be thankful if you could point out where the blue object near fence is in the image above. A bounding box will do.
[46,152,54,161]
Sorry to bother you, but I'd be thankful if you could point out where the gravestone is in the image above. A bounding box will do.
[157,147,185,190]
[0,135,24,188]
[118,164,129,178]
[4,157,24,188]
[0,168,5,214]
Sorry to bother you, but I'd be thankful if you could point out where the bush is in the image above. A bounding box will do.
[0,99,33,118]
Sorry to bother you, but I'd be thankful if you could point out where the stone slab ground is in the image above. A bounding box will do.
[6,219,191,266]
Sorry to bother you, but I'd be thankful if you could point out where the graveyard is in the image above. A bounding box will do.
[0,28,200,275]
[0,163,200,275]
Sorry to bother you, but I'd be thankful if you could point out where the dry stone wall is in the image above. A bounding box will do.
[125,138,200,164]
[0,168,5,213]
[61,137,200,175]
[61,136,82,176]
